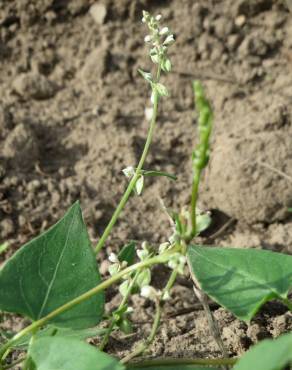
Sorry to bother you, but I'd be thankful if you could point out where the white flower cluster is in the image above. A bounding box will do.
[108,252,128,276]
[122,166,144,196]
[142,10,175,73]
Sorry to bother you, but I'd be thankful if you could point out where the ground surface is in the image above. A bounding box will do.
[1,0,292,365]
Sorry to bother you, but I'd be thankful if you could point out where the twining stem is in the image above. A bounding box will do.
[127,356,237,368]
[121,268,178,364]
[0,250,176,360]
[94,67,162,255]
[99,271,140,350]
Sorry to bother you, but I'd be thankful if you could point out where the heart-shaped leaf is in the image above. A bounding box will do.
[187,246,292,321]
[233,333,292,370]
[29,336,124,370]
[0,202,104,328]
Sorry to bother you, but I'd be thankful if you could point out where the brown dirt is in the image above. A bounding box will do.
[1,0,292,364]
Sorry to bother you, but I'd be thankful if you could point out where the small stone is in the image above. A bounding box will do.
[18,215,26,227]
[0,219,14,238]
[89,3,107,25]
[12,72,57,100]
[235,15,246,27]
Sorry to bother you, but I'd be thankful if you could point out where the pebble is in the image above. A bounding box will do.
[89,3,107,25]
[235,15,246,27]
[0,219,14,238]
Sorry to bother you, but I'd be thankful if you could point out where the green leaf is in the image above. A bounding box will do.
[142,170,177,181]
[135,175,144,195]
[155,83,169,97]
[187,246,292,321]
[138,69,153,83]
[233,333,292,370]
[0,202,104,328]
[11,325,107,350]
[161,58,172,73]
[128,366,219,370]
[118,242,136,266]
[29,336,124,370]
[195,212,211,235]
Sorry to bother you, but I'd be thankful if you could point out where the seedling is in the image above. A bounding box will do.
[0,10,292,370]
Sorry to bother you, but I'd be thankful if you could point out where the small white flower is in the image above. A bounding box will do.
[122,166,135,178]
[142,17,146,23]
[137,249,149,261]
[108,252,119,263]
[159,26,169,36]
[144,35,152,43]
[155,14,162,21]
[121,260,128,268]
[162,290,171,300]
[108,263,119,276]
[144,107,153,121]
[163,34,175,46]
[141,285,159,300]
[168,253,186,275]
[126,306,134,313]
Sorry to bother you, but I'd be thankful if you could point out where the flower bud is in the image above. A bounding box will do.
[163,34,175,46]
[144,35,152,43]
[141,285,159,300]
[108,252,119,263]
[159,26,169,35]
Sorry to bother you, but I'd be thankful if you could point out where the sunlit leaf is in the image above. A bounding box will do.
[0,202,104,328]
[187,246,292,321]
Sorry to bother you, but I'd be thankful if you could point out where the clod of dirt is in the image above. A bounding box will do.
[89,3,107,25]
[3,123,39,168]
[12,72,57,100]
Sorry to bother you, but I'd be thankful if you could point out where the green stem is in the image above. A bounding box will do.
[0,250,175,360]
[95,67,162,255]
[127,356,237,368]
[99,271,140,350]
[189,168,201,241]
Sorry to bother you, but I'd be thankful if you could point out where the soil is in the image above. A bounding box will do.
[1,0,292,365]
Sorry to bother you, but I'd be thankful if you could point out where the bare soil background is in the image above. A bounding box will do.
[1,0,292,363]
